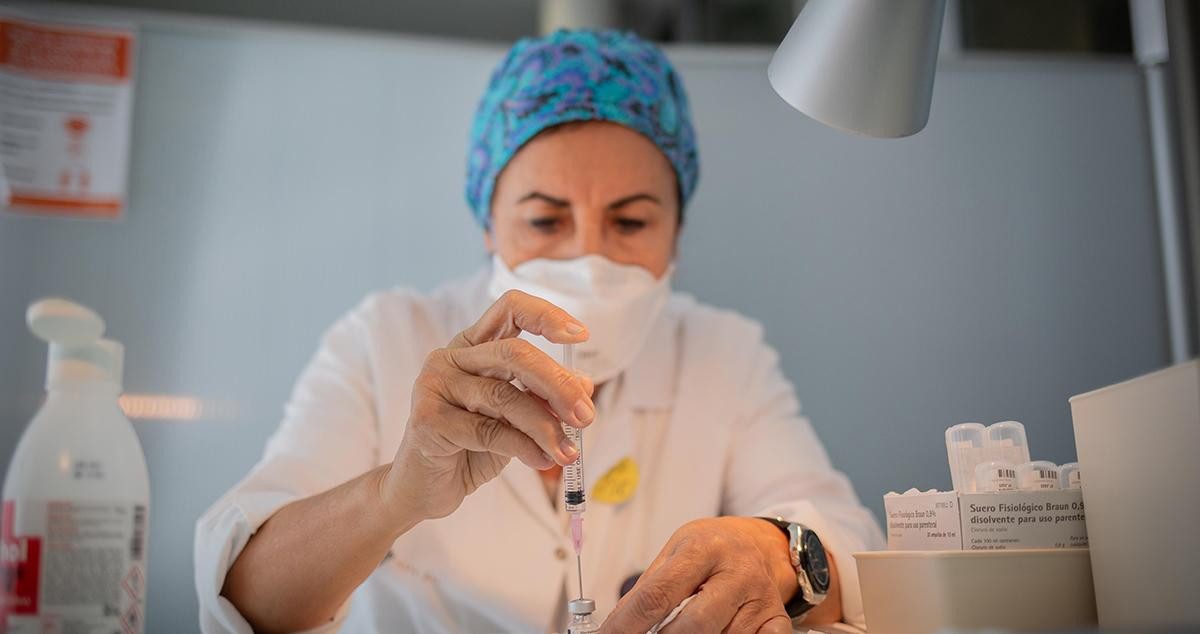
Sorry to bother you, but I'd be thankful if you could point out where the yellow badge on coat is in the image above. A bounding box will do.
[592,457,639,504]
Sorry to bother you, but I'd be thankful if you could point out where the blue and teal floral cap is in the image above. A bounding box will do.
[466,29,699,228]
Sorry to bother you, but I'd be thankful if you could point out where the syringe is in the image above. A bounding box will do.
[561,343,586,599]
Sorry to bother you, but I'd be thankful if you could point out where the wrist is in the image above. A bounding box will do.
[752,517,843,625]
[747,517,801,605]
[372,463,423,538]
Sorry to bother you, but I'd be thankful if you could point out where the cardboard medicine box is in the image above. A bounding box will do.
[884,489,1088,551]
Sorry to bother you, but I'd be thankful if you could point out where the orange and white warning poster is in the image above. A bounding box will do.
[0,11,135,219]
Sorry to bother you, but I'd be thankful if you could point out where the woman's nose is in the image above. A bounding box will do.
[571,218,604,257]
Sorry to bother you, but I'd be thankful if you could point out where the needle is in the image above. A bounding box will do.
[576,553,584,599]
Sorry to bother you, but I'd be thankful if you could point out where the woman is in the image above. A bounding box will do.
[195,29,882,633]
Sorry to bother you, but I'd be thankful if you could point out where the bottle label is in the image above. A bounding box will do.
[1,499,148,634]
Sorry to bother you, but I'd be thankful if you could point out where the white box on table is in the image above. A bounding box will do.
[884,488,1087,551]
[854,549,1097,634]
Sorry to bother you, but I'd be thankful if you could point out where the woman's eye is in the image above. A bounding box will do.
[529,217,560,233]
[614,218,647,233]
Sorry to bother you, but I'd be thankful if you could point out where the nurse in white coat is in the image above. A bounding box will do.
[195,29,883,633]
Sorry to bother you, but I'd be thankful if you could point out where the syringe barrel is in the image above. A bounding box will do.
[563,421,586,512]
[561,343,586,513]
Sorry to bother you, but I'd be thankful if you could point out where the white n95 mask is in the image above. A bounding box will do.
[488,254,672,384]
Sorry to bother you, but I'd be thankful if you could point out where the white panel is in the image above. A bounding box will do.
[1070,361,1200,626]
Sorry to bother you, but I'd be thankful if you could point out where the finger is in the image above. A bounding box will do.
[439,374,579,465]
[725,599,790,634]
[755,615,792,634]
[603,549,715,634]
[575,372,594,397]
[450,289,588,349]
[603,532,686,631]
[633,532,684,587]
[423,404,554,470]
[444,338,594,427]
[659,573,741,634]
[615,541,673,605]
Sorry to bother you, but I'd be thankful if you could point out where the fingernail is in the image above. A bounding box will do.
[573,399,595,424]
[541,452,555,468]
[559,437,579,460]
[565,322,585,335]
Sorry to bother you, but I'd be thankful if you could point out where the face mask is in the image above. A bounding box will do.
[488,254,672,384]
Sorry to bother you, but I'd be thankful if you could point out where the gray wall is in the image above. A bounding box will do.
[60,0,543,41]
[0,8,1168,632]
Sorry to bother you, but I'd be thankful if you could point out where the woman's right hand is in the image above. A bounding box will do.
[381,289,595,523]
[219,289,591,632]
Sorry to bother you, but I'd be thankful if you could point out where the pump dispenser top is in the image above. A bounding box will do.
[27,297,124,388]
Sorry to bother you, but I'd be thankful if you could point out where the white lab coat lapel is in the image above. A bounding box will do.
[497,463,561,536]
[583,303,678,486]
[643,297,739,551]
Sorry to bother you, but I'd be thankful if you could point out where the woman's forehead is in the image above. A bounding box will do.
[501,122,676,192]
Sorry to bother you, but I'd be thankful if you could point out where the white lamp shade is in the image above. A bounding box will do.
[768,0,946,138]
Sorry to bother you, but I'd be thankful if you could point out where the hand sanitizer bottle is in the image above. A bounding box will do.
[1,298,150,633]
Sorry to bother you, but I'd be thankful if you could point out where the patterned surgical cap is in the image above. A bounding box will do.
[466,29,699,228]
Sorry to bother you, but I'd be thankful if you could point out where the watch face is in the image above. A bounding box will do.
[802,531,831,592]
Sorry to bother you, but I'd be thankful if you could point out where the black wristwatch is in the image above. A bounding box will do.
[756,517,831,624]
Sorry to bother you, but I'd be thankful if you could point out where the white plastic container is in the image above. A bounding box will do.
[855,549,1097,634]
[1,299,150,633]
[944,423,986,492]
[973,460,1017,492]
[1058,461,1081,490]
[985,420,1030,466]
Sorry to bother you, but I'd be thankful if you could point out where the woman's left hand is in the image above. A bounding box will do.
[601,517,803,633]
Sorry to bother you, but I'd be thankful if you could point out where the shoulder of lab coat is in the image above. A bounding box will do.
[671,294,884,629]
[193,276,483,633]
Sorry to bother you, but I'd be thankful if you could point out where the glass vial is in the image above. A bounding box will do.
[566,598,600,634]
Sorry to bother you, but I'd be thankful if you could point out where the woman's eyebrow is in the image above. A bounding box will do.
[606,193,661,210]
[517,191,570,206]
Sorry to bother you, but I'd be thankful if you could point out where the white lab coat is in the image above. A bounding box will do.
[194,267,884,633]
